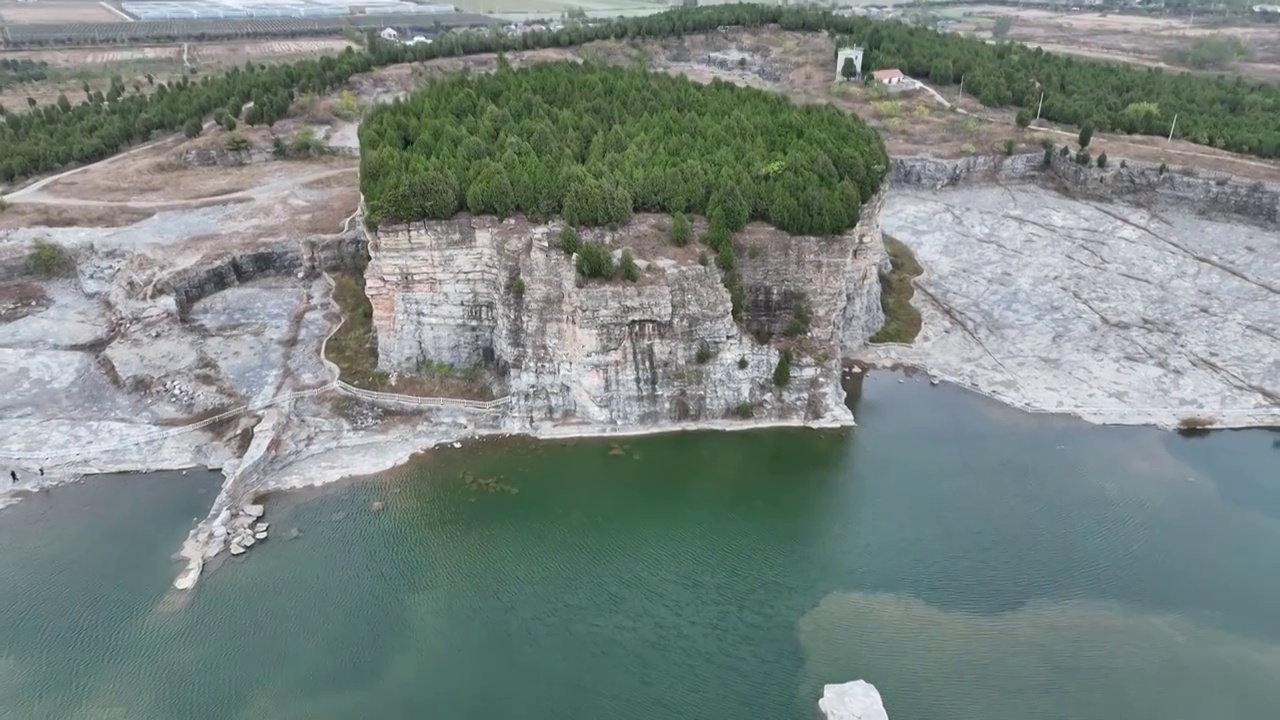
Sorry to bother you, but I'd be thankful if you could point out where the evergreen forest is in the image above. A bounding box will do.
[358,61,888,235]
[2,2,1279,186]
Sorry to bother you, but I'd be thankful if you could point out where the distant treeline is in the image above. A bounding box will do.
[2,3,1278,185]
[0,59,49,91]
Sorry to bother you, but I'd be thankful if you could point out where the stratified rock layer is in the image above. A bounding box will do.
[364,201,885,432]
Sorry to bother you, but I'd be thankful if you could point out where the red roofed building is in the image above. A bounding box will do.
[872,68,905,84]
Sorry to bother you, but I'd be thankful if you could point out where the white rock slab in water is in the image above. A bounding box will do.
[819,680,889,720]
[228,543,245,556]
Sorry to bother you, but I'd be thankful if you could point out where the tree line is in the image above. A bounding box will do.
[839,19,1279,156]
[0,59,49,92]
[3,2,1279,186]
[359,60,887,237]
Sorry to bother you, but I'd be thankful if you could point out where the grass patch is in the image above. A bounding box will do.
[326,268,388,390]
[870,235,924,344]
[26,238,75,278]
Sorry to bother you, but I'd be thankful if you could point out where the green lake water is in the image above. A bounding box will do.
[2,373,1278,719]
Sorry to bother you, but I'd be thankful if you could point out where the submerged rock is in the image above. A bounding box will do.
[819,680,889,720]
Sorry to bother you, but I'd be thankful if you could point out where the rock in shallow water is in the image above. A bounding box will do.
[819,680,889,720]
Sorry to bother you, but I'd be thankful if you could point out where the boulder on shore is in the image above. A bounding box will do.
[819,680,889,720]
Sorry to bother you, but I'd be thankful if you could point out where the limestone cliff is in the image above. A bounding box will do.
[363,202,885,433]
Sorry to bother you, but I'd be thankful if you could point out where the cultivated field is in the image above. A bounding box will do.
[947,7,1280,81]
[0,37,352,115]
[0,0,127,25]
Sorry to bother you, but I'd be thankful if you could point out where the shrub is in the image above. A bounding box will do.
[784,291,812,337]
[723,270,745,320]
[224,133,252,154]
[575,241,615,279]
[1096,152,1108,169]
[697,250,709,266]
[1078,120,1094,149]
[1075,149,1091,166]
[511,274,525,298]
[1003,139,1016,155]
[289,127,329,158]
[27,238,74,278]
[670,212,691,247]
[737,356,748,370]
[559,226,581,255]
[704,223,732,252]
[1059,145,1070,158]
[960,142,977,155]
[1014,108,1032,127]
[733,401,754,419]
[715,243,735,271]
[772,350,792,387]
[695,343,712,364]
[1158,162,1168,175]
[620,249,639,282]
[1042,147,1053,167]
[183,118,202,138]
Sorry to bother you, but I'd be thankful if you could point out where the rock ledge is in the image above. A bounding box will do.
[819,680,889,720]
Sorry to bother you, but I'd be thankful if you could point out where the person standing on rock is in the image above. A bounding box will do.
[9,470,16,484]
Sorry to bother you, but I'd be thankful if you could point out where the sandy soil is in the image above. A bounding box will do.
[189,39,355,69]
[38,148,353,204]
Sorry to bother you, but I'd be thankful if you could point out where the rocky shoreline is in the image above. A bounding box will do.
[866,153,1279,431]
[5,149,1277,592]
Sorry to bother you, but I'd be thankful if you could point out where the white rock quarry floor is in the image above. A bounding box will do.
[861,184,1280,429]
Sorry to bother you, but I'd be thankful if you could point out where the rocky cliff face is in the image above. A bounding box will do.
[363,203,885,433]
[890,152,1280,226]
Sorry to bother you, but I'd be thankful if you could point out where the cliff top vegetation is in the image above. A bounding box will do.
[2,3,1278,187]
[358,61,888,237]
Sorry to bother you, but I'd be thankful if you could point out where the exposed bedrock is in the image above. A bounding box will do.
[867,171,1280,429]
[363,197,886,431]
[890,152,1280,226]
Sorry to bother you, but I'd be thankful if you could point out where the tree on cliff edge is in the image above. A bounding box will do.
[1078,121,1094,150]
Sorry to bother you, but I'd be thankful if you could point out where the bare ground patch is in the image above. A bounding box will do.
[0,203,155,229]
[951,8,1280,81]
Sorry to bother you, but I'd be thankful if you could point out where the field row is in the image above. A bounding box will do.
[0,11,494,46]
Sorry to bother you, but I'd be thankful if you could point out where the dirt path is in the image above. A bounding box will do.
[5,165,353,211]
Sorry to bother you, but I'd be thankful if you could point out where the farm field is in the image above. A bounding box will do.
[947,6,1280,82]
[0,0,127,25]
